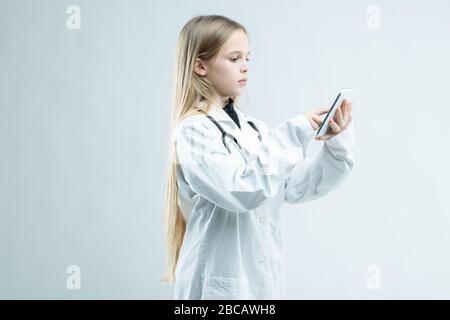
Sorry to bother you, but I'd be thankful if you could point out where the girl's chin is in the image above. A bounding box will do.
[232,88,245,95]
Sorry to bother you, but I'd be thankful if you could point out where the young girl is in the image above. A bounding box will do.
[163,14,355,300]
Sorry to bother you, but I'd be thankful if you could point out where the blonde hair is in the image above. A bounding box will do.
[162,15,248,283]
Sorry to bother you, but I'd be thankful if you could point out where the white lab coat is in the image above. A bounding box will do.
[173,102,355,299]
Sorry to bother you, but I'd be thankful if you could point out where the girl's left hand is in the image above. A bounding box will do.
[305,100,353,141]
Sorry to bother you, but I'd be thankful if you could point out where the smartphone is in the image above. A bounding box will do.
[316,87,356,138]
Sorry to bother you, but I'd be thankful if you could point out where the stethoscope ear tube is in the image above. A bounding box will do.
[205,114,261,159]
[222,133,231,153]
[247,121,262,141]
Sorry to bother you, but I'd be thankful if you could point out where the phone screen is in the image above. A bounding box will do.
[317,92,342,134]
[316,87,356,137]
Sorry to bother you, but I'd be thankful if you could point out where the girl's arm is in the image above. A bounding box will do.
[175,114,314,213]
[284,117,356,203]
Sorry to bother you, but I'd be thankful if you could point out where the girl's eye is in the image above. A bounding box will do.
[231,58,250,62]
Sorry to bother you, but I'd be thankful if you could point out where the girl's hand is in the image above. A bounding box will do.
[305,100,353,141]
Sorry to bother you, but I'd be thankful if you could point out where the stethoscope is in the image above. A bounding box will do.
[205,114,262,162]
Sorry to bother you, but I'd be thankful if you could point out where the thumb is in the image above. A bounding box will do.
[314,107,329,115]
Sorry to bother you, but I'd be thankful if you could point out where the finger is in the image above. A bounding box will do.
[347,102,353,114]
[343,105,351,126]
[316,127,332,140]
[334,105,344,127]
[308,116,319,129]
[311,113,324,125]
[341,102,349,120]
[315,134,330,140]
[329,118,341,133]
[315,107,329,115]
[343,113,352,129]
[315,132,334,141]
[343,103,353,128]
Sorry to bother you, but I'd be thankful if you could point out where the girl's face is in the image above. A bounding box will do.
[195,30,250,105]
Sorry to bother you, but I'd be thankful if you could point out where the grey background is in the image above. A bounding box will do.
[1,0,449,299]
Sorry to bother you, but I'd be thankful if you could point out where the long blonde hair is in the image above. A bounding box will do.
[162,15,248,283]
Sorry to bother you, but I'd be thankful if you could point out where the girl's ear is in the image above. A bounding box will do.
[194,58,207,77]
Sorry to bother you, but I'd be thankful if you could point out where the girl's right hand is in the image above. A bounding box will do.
[304,107,329,131]
[305,100,353,140]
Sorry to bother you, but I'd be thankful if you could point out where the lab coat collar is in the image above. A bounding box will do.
[205,101,259,157]
[206,101,249,124]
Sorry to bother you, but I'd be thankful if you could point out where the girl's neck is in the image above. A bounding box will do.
[212,94,231,107]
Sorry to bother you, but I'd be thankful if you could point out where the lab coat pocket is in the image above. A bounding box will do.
[202,276,242,300]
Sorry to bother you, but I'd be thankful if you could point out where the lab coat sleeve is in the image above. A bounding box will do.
[175,114,313,213]
[284,116,356,204]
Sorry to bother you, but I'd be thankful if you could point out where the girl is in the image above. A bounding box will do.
[163,14,355,299]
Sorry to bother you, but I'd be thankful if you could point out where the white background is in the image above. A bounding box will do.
[1,0,449,298]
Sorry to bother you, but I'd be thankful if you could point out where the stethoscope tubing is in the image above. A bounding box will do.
[205,114,262,161]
